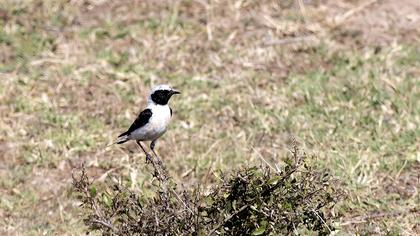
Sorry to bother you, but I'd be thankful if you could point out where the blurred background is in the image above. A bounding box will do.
[0,0,419,234]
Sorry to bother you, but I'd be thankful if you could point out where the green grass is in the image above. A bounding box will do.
[0,0,419,235]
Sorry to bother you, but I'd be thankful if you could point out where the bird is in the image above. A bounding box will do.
[115,84,180,160]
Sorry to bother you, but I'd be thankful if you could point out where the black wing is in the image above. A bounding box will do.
[118,108,152,137]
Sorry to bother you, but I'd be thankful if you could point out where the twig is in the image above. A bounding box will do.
[92,219,118,232]
[73,167,118,233]
[209,205,249,236]
[312,209,332,233]
[170,188,194,215]
[94,167,120,182]
[334,0,378,26]
[149,153,171,207]
[252,147,277,173]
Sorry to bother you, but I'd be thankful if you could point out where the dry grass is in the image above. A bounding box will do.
[0,0,419,235]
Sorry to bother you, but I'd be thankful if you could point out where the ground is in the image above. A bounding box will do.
[0,0,419,235]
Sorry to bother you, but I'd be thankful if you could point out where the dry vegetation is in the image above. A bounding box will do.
[0,0,419,235]
[73,142,342,235]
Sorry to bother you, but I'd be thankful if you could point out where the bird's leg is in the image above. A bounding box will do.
[136,140,152,163]
[150,140,157,156]
[150,140,162,165]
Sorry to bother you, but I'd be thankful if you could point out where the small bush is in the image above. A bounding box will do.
[72,143,342,235]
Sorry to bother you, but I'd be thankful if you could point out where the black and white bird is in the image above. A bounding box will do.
[115,84,180,158]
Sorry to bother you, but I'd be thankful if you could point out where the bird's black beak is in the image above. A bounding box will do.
[170,90,181,95]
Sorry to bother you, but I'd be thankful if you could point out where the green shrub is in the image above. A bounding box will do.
[72,143,342,235]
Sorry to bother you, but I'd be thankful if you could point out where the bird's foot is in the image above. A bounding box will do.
[156,156,162,166]
[151,151,162,165]
[145,153,153,163]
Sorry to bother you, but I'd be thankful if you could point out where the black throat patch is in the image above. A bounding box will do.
[151,89,172,105]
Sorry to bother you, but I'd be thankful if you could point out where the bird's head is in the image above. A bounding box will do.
[148,84,180,105]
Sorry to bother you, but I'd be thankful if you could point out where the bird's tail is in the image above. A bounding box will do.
[115,132,130,144]
[105,132,130,148]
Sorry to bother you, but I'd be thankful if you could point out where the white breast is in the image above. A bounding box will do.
[130,105,172,141]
